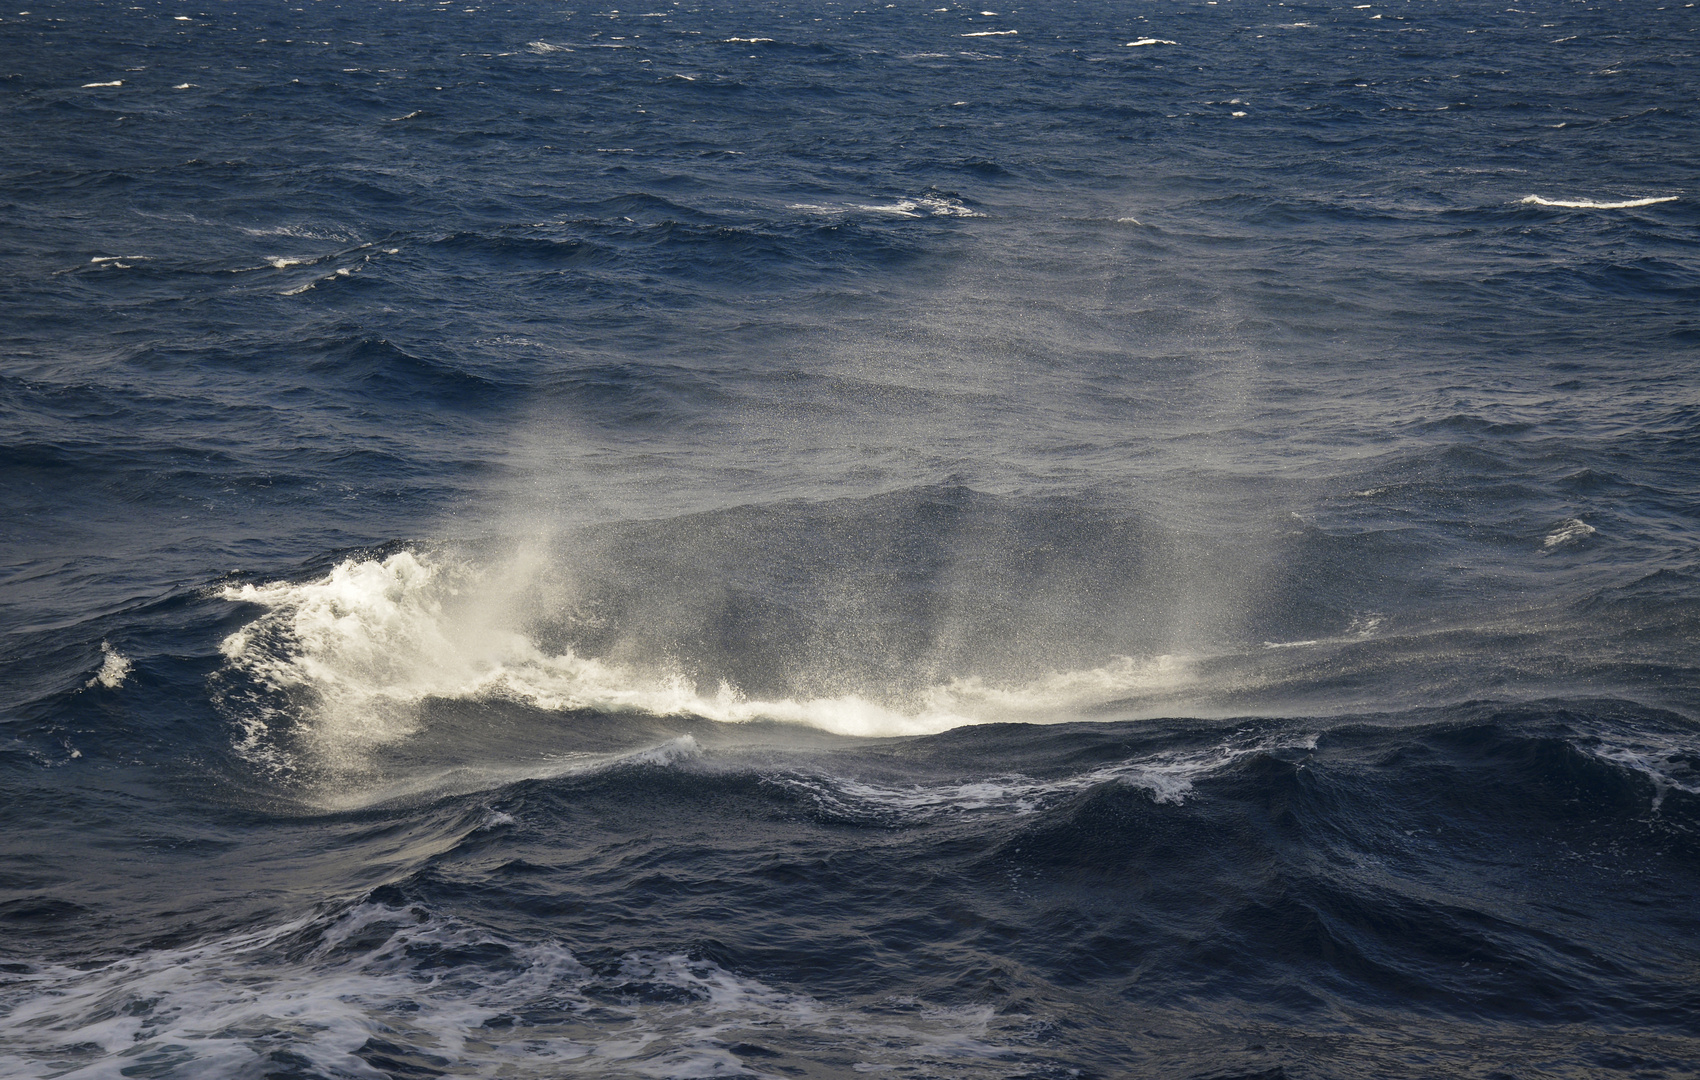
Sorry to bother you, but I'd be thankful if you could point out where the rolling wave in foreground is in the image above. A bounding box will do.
[3,0,1699,1077]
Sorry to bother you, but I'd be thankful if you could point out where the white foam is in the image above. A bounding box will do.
[772,729,1321,820]
[216,551,1193,778]
[858,201,924,217]
[1521,194,1678,209]
[477,808,516,829]
[1124,38,1177,46]
[845,195,985,219]
[238,224,356,241]
[1589,742,1700,810]
[1542,518,1596,549]
[791,196,983,219]
[960,30,1016,36]
[725,36,773,42]
[85,641,131,690]
[0,903,1027,1079]
[277,252,375,294]
[81,80,122,87]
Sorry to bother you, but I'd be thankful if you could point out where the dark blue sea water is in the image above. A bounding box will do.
[4,0,1700,1076]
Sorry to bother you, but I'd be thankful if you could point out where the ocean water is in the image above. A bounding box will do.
[3,0,1699,1076]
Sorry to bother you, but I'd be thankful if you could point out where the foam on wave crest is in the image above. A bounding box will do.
[0,902,1031,1079]
[765,727,1319,822]
[1521,194,1678,209]
[84,641,130,690]
[216,551,1191,770]
[789,194,984,218]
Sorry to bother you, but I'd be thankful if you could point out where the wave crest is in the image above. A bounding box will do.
[1521,194,1678,209]
[216,551,1192,775]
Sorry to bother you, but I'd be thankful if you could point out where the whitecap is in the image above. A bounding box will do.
[1588,741,1700,809]
[1124,38,1177,46]
[960,30,1016,36]
[238,224,356,240]
[795,195,984,219]
[1521,194,1678,209]
[85,641,131,689]
[889,195,986,217]
[81,80,122,87]
[1542,518,1596,548]
[476,808,516,829]
[214,550,1194,784]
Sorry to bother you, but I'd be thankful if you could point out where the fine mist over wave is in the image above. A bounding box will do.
[210,478,1685,803]
[215,485,1255,780]
[208,478,1361,797]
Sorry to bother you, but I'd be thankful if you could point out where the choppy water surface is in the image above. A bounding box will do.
[3,0,1698,1076]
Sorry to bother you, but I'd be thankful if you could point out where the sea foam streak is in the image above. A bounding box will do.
[217,551,1190,763]
[769,728,1320,822]
[0,902,1023,1079]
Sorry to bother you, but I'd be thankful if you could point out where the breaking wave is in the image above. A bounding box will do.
[215,550,1192,773]
[1520,194,1678,209]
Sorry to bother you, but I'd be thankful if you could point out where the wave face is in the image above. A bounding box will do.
[3,0,1699,1077]
[2,706,1698,1078]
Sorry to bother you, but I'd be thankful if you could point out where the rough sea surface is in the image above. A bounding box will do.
[3,0,1699,1076]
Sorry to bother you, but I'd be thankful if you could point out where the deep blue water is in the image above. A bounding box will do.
[3,0,1700,1076]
